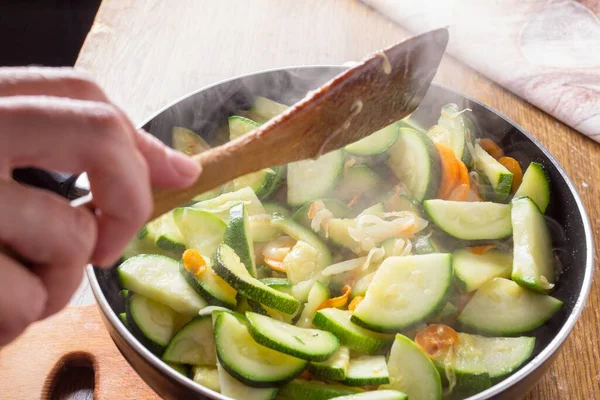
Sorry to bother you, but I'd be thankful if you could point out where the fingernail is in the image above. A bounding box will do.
[168,149,201,180]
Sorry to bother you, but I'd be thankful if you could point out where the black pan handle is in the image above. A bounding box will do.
[12,168,80,199]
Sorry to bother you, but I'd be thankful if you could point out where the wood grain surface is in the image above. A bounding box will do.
[36,0,600,398]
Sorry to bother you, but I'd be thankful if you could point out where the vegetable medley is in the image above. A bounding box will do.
[118,96,562,400]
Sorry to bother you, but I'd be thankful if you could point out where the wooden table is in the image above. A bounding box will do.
[64,0,600,398]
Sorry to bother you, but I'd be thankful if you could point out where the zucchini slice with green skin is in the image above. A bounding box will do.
[214,312,307,387]
[453,248,512,292]
[217,360,279,400]
[224,203,257,277]
[214,244,300,314]
[263,202,291,217]
[229,115,260,140]
[126,292,178,354]
[168,362,189,376]
[250,214,281,243]
[296,281,330,328]
[424,200,512,240]
[386,127,441,202]
[118,255,207,315]
[413,234,445,255]
[511,196,556,293]
[343,355,390,386]
[474,144,513,202]
[383,192,422,216]
[277,379,362,400]
[287,150,344,206]
[179,261,237,309]
[380,334,442,400]
[345,123,399,156]
[251,96,288,120]
[514,162,550,213]
[118,312,128,326]
[245,311,339,361]
[192,365,220,393]
[432,333,535,384]
[428,103,474,167]
[260,278,293,293]
[352,254,453,332]
[193,187,266,220]
[457,278,563,335]
[248,280,298,324]
[172,207,226,256]
[312,308,391,354]
[153,211,186,253]
[271,215,332,284]
[162,316,216,365]
[293,198,350,235]
[334,165,382,203]
[172,126,210,155]
[351,272,375,298]
[307,345,350,381]
[331,390,408,400]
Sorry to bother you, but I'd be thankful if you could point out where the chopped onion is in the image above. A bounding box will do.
[321,257,366,276]
[361,247,385,271]
[311,208,334,233]
[348,212,428,252]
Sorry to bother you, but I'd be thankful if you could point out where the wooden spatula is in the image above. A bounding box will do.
[154,28,449,219]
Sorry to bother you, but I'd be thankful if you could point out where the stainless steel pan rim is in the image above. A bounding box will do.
[86,65,594,400]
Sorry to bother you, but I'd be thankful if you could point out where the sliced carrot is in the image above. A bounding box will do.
[182,249,207,276]
[347,194,361,208]
[348,296,364,312]
[448,184,469,201]
[263,257,286,273]
[479,138,504,159]
[317,285,352,311]
[467,245,495,255]
[435,143,460,199]
[457,159,470,187]
[300,370,312,380]
[498,156,523,193]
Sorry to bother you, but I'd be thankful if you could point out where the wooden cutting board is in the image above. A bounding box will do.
[0,305,159,400]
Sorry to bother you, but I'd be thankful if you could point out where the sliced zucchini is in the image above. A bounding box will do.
[229,115,260,140]
[264,202,291,217]
[386,127,441,202]
[271,215,332,283]
[172,207,226,256]
[383,192,422,216]
[172,126,210,155]
[192,365,221,393]
[352,254,453,332]
[457,278,563,335]
[251,96,289,120]
[343,355,389,386]
[250,214,281,243]
[381,334,442,400]
[224,203,257,277]
[413,234,445,255]
[217,360,278,400]
[153,212,186,253]
[293,198,350,236]
[424,200,512,240]
[453,248,512,292]
[180,261,237,309]
[168,362,189,376]
[331,390,408,400]
[118,255,207,315]
[193,187,266,219]
[287,150,343,206]
[118,312,128,326]
[433,333,535,384]
[307,345,350,381]
[214,312,306,387]
[312,308,390,354]
[245,311,339,361]
[334,165,382,204]
[428,103,474,167]
[474,144,513,202]
[345,123,399,156]
[261,278,293,293]
[351,272,375,298]
[511,196,556,293]
[296,281,330,328]
[125,292,178,354]
[514,162,550,213]
[162,316,216,365]
[214,244,300,314]
[248,279,297,323]
[277,379,362,400]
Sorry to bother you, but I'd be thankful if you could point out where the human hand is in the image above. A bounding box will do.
[0,67,201,345]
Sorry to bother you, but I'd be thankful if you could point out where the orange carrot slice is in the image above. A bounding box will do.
[467,245,495,255]
[479,138,504,159]
[182,249,207,276]
[498,156,523,193]
[263,257,286,273]
[415,324,460,357]
[348,296,364,312]
[317,285,352,311]
[435,143,460,199]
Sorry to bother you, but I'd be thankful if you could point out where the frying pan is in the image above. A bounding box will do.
[16,66,594,399]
